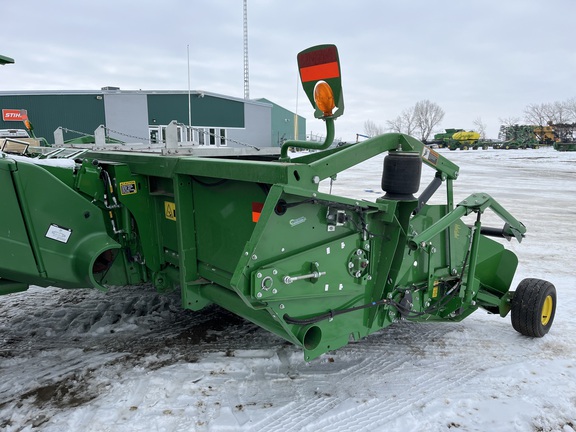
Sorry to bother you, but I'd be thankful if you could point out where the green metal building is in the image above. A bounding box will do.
[0,89,305,148]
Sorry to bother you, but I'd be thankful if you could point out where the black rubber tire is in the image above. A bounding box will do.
[511,278,556,337]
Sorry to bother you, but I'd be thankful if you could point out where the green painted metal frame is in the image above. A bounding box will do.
[0,44,530,360]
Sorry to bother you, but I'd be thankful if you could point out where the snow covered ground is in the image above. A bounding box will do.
[1,146,575,431]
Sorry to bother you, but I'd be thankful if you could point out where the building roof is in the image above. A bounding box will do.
[0,88,272,108]
[0,55,15,65]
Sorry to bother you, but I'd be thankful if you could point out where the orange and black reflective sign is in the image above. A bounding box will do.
[298,45,340,83]
[252,202,264,223]
[297,44,344,119]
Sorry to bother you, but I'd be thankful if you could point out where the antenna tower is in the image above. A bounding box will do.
[243,0,249,99]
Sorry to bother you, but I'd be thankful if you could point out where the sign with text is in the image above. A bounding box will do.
[2,109,28,121]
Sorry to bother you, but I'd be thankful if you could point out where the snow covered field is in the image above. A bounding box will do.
[0,146,575,431]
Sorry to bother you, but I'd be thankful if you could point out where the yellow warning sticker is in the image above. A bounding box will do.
[119,180,137,195]
[432,281,439,298]
[454,223,461,239]
[164,201,176,221]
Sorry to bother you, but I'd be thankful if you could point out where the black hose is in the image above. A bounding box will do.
[283,299,389,325]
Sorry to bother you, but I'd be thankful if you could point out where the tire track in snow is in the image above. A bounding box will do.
[238,320,531,432]
[0,351,124,408]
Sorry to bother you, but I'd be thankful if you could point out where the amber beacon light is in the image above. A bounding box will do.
[314,81,335,117]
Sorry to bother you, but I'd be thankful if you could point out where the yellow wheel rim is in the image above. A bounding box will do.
[541,295,553,326]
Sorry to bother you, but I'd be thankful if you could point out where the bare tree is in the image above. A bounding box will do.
[413,100,445,142]
[524,103,549,127]
[364,119,385,137]
[472,117,487,139]
[386,108,417,136]
[564,97,576,123]
[386,116,404,134]
[524,99,576,126]
[386,101,443,141]
[546,101,572,124]
[499,116,521,127]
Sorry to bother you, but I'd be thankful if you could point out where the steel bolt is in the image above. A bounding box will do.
[312,175,320,184]
[257,292,263,298]
[279,304,285,310]
[252,254,258,260]
[257,272,262,278]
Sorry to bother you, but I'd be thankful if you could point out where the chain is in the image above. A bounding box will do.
[174,123,260,151]
[60,127,94,137]
[103,127,150,144]
[61,125,260,151]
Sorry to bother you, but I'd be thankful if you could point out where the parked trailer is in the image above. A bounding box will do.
[0,45,556,361]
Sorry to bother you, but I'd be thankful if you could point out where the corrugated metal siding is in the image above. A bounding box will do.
[259,98,306,145]
[0,94,105,142]
[147,94,244,127]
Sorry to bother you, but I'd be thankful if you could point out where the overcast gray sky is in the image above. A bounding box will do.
[2,0,574,141]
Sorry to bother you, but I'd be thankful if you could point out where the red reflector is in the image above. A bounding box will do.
[298,46,338,68]
[252,202,264,223]
[300,62,340,83]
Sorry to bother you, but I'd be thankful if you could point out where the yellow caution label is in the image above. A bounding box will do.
[119,180,137,195]
[454,223,461,239]
[164,201,176,221]
[432,281,440,298]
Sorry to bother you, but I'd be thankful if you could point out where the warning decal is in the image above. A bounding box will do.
[45,224,72,243]
[120,180,137,195]
[164,201,176,221]
[422,147,439,166]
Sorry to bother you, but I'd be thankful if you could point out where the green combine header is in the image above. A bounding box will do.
[0,45,556,360]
